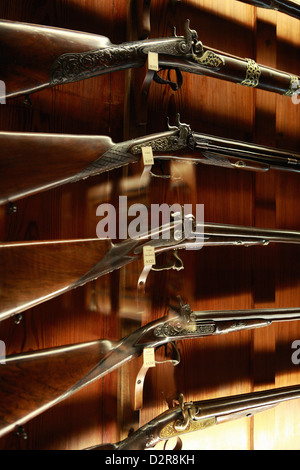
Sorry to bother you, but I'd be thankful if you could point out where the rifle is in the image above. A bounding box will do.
[1,19,299,100]
[238,0,300,20]
[1,115,300,205]
[2,218,300,322]
[86,384,300,450]
[1,297,300,440]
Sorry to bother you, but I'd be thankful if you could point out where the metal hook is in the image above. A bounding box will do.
[13,314,23,325]
[6,202,17,215]
[15,426,28,440]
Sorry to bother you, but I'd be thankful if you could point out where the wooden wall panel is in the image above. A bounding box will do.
[0,0,300,451]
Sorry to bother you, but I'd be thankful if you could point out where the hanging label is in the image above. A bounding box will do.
[143,347,156,368]
[148,51,159,71]
[142,146,154,166]
[143,246,156,266]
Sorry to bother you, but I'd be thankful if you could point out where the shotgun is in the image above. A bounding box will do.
[238,0,300,20]
[1,115,300,205]
[86,384,300,450]
[1,19,299,101]
[1,297,300,440]
[1,217,300,321]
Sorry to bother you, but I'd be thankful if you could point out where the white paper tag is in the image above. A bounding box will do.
[142,146,154,166]
[143,347,156,368]
[148,51,159,71]
[143,246,156,266]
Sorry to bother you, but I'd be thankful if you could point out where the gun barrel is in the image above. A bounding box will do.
[193,307,300,323]
[195,385,300,423]
[238,0,300,20]
[200,222,300,244]
[192,132,300,172]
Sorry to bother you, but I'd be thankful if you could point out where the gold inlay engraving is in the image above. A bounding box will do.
[241,59,261,88]
[159,417,216,439]
[194,50,225,69]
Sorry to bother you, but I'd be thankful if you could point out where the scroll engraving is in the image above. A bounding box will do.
[131,136,187,155]
[50,45,142,85]
[159,417,216,439]
[154,320,216,338]
[241,59,261,88]
[50,33,194,86]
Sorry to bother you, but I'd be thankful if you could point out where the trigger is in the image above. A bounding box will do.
[153,68,183,91]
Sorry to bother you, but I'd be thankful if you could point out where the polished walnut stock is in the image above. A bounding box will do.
[2,221,300,321]
[0,133,114,203]
[1,117,300,204]
[0,20,145,99]
[1,301,300,440]
[1,19,299,100]
[238,0,300,20]
[87,385,300,450]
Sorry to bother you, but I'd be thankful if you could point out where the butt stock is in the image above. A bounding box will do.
[0,339,122,438]
[0,214,187,321]
[0,238,113,321]
[0,132,115,203]
[0,20,143,99]
[0,123,185,204]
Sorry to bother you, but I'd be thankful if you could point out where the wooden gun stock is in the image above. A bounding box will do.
[0,133,116,203]
[0,20,129,99]
[0,238,112,321]
[0,215,188,321]
[0,339,121,438]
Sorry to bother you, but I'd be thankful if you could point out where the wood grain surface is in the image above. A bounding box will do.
[0,0,300,451]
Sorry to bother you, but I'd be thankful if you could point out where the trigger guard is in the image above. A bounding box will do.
[155,341,181,366]
[163,436,183,451]
[152,250,184,272]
